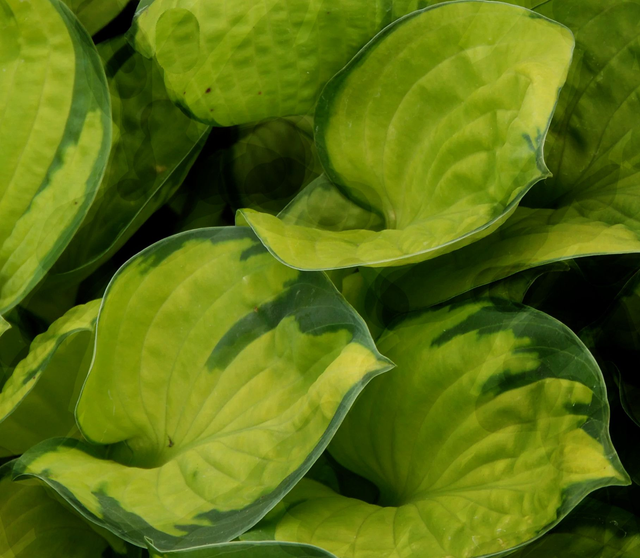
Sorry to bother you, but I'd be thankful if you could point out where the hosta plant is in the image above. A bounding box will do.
[1,0,640,557]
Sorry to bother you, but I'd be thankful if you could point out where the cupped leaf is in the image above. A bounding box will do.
[149,541,337,558]
[251,299,628,558]
[220,118,322,216]
[366,0,640,307]
[51,35,210,280]
[62,0,132,35]
[242,1,574,270]
[0,301,99,456]
[129,0,393,126]
[0,0,111,314]
[14,227,393,551]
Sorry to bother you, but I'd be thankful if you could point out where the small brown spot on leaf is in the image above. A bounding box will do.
[205,87,211,93]
[183,91,186,95]
[254,306,259,313]
[258,91,262,95]
[168,436,174,448]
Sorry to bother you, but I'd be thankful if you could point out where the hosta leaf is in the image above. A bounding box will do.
[392,0,546,19]
[0,301,99,456]
[129,0,393,126]
[242,1,574,270]
[253,299,628,558]
[508,496,640,558]
[221,118,322,216]
[365,206,640,313]
[164,130,234,234]
[62,0,131,35]
[149,541,337,558]
[367,0,640,306]
[0,0,111,314]
[528,0,640,207]
[52,35,209,280]
[14,227,392,551]
[0,317,8,337]
[0,462,131,557]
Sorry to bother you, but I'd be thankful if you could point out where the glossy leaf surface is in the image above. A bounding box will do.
[367,0,640,307]
[15,227,392,551]
[256,300,628,558]
[242,1,573,270]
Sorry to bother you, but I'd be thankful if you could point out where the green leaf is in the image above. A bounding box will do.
[508,496,640,558]
[0,462,130,557]
[61,0,132,35]
[0,317,9,338]
[465,262,571,304]
[392,0,547,19]
[241,1,574,270]
[148,541,337,558]
[366,0,640,306]
[365,206,640,313]
[528,0,640,207]
[14,227,393,551]
[129,0,393,126]
[0,0,111,314]
[221,118,322,216]
[51,35,210,280]
[0,301,99,456]
[252,299,628,558]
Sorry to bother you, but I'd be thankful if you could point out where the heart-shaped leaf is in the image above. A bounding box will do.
[242,1,574,270]
[248,299,628,558]
[14,227,392,551]
[0,0,111,313]
[366,0,640,309]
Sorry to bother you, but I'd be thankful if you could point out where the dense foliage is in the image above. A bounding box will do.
[1,0,640,556]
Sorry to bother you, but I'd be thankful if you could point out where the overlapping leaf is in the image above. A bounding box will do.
[0,462,138,557]
[220,118,322,216]
[14,227,392,551]
[62,0,132,35]
[0,0,111,314]
[51,35,209,280]
[129,0,393,126]
[0,301,99,456]
[247,299,628,558]
[508,495,640,558]
[149,541,337,558]
[241,1,574,270]
[367,0,640,310]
